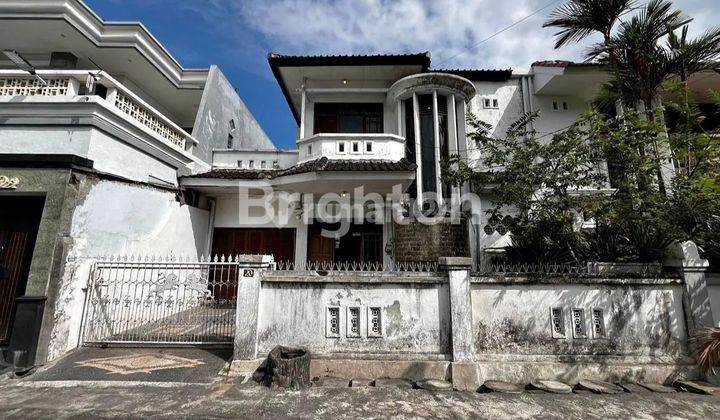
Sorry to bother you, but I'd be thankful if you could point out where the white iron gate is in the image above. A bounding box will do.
[81,257,239,345]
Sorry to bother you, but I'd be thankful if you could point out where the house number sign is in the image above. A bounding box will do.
[243,269,255,277]
[0,175,19,189]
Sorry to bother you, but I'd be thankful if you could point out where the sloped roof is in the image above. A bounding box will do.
[181,157,417,180]
[267,52,432,69]
[532,60,603,68]
[431,68,513,81]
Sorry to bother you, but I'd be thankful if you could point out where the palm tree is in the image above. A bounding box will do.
[667,25,720,83]
[589,0,687,109]
[543,0,636,62]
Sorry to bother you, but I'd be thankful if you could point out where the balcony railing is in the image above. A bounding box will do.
[0,70,197,152]
[297,133,406,162]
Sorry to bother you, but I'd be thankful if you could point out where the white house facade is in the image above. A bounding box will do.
[2,0,719,389]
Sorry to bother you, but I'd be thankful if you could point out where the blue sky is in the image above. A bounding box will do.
[86,0,718,150]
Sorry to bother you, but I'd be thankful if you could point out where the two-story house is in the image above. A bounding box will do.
[180,54,618,271]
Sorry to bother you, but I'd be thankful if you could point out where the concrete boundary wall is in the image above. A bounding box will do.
[232,253,717,388]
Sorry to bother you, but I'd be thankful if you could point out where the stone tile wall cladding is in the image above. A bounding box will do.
[394,219,469,262]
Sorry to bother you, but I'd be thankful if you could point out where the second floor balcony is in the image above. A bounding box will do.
[297,132,406,162]
[0,70,199,153]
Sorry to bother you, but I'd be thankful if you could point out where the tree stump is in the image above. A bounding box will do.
[264,346,310,389]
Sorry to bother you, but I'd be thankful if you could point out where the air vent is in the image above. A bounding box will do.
[550,307,565,339]
[571,308,587,339]
[326,306,340,338]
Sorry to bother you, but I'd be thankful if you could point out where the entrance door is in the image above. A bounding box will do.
[210,228,296,299]
[0,196,45,345]
[308,235,335,264]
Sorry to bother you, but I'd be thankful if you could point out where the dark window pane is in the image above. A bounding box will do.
[314,103,383,134]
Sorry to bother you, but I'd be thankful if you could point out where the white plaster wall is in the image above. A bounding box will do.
[46,180,210,360]
[257,281,451,355]
[87,128,178,185]
[0,126,91,156]
[532,95,588,138]
[471,282,688,359]
[708,274,720,327]
[299,135,405,162]
[0,126,179,186]
[213,194,303,229]
[213,150,298,169]
[465,80,524,169]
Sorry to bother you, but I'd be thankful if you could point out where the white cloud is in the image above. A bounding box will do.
[186,0,720,73]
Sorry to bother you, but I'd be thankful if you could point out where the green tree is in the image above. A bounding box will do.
[444,111,607,263]
[543,0,636,62]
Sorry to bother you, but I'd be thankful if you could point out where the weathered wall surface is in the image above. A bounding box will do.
[192,66,275,163]
[45,178,209,360]
[470,278,688,359]
[0,126,178,185]
[256,274,451,357]
[394,220,468,262]
[708,273,720,327]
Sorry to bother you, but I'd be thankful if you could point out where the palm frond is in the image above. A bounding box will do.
[691,327,720,375]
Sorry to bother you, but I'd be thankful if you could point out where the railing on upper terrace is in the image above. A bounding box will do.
[0,71,197,152]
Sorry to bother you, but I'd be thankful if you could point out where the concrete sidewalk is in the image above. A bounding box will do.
[1,379,720,419]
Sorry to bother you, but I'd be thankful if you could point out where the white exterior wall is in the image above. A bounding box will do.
[298,134,405,162]
[257,278,450,356]
[213,150,299,169]
[213,193,303,229]
[708,274,720,327]
[47,180,210,360]
[0,126,179,185]
[532,95,588,138]
[471,281,688,358]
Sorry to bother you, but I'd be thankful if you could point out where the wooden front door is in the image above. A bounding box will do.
[0,196,44,345]
[210,228,296,299]
[308,235,335,264]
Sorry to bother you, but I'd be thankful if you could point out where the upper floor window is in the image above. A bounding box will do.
[552,100,569,111]
[483,97,499,109]
[314,103,383,134]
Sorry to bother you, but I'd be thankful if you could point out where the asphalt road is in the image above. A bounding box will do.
[1,379,719,419]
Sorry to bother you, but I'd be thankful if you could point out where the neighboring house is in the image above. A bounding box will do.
[0,0,271,366]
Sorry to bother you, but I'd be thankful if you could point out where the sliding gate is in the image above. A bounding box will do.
[81,258,239,345]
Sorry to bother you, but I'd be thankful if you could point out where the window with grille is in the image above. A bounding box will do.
[572,308,587,338]
[326,307,340,338]
[347,307,360,338]
[368,307,382,337]
[550,307,565,338]
[592,309,606,338]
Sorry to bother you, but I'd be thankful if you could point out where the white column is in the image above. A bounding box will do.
[432,90,443,206]
[412,92,423,201]
[448,94,461,208]
[397,99,403,137]
[299,87,307,139]
[456,100,470,197]
[294,222,308,268]
[382,197,394,266]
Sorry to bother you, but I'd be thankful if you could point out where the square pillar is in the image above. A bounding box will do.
[294,223,308,268]
[665,241,715,333]
[232,255,274,375]
[439,257,474,361]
